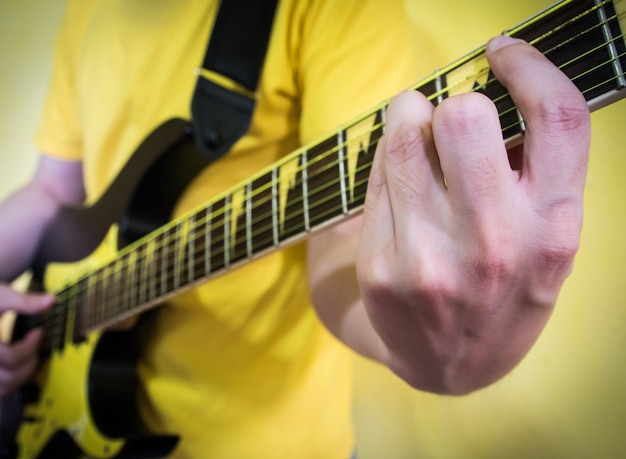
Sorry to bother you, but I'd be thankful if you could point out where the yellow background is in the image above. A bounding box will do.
[1,1,625,458]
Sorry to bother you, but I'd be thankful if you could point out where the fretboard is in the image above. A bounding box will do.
[39,0,626,352]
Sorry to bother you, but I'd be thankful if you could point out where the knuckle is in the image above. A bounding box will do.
[462,235,518,306]
[436,92,495,135]
[412,263,456,303]
[380,130,431,203]
[535,203,583,265]
[537,94,589,133]
[470,249,514,287]
[538,232,580,266]
[358,255,394,297]
[384,124,428,167]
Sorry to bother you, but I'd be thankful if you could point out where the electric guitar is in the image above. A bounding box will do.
[1,0,625,457]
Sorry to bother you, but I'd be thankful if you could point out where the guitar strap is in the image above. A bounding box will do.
[191,0,280,161]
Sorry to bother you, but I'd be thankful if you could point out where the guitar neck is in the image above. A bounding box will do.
[33,0,626,350]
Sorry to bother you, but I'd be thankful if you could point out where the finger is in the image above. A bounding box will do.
[432,91,516,217]
[360,129,395,255]
[0,328,43,395]
[0,328,43,368]
[380,91,446,240]
[0,344,40,396]
[384,90,442,201]
[486,35,590,196]
[0,284,55,315]
[361,90,441,260]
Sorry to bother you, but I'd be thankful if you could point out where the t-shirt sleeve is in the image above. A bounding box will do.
[35,0,87,161]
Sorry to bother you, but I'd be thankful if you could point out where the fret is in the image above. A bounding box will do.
[173,222,186,290]
[306,133,346,229]
[415,71,449,105]
[210,198,227,272]
[245,182,253,258]
[346,108,384,210]
[278,154,306,241]
[152,231,167,298]
[114,254,130,320]
[111,260,123,324]
[73,277,88,341]
[187,213,197,284]
[124,251,135,314]
[49,292,68,351]
[511,0,626,105]
[271,167,279,247]
[380,102,387,132]
[516,108,527,134]
[112,259,125,322]
[98,264,112,327]
[301,149,311,232]
[231,187,248,265]
[189,207,210,281]
[85,269,98,331]
[65,286,78,347]
[224,194,232,268]
[106,259,118,322]
[145,236,157,304]
[337,129,349,215]
[474,71,522,140]
[136,241,148,307]
[435,70,446,105]
[163,226,178,294]
[444,51,490,98]
[415,77,438,104]
[596,0,626,87]
[172,225,181,290]
[90,266,102,328]
[249,171,275,254]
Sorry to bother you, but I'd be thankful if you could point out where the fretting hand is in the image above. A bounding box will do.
[357,35,590,394]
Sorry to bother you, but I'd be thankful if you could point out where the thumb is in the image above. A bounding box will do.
[0,284,55,315]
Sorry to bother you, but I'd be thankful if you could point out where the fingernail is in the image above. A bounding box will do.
[487,35,524,52]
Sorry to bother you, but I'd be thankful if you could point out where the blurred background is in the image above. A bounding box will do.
[1,1,625,457]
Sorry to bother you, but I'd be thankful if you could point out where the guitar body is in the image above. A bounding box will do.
[14,327,176,459]
[1,118,212,459]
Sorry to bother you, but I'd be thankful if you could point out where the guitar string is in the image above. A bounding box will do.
[181,6,626,249]
[66,59,626,337]
[177,39,626,267]
[45,4,624,338]
[37,2,626,342]
[177,27,626,267]
[45,6,626,339]
[87,48,626,332]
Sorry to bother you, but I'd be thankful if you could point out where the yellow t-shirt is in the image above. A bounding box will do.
[36,0,421,457]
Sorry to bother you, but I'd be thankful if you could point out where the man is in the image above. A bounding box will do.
[0,0,590,457]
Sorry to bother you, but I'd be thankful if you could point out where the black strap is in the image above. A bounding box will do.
[191,0,279,161]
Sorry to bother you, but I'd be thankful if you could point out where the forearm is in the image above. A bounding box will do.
[0,155,85,282]
[307,216,388,363]
[0,186,61,281]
